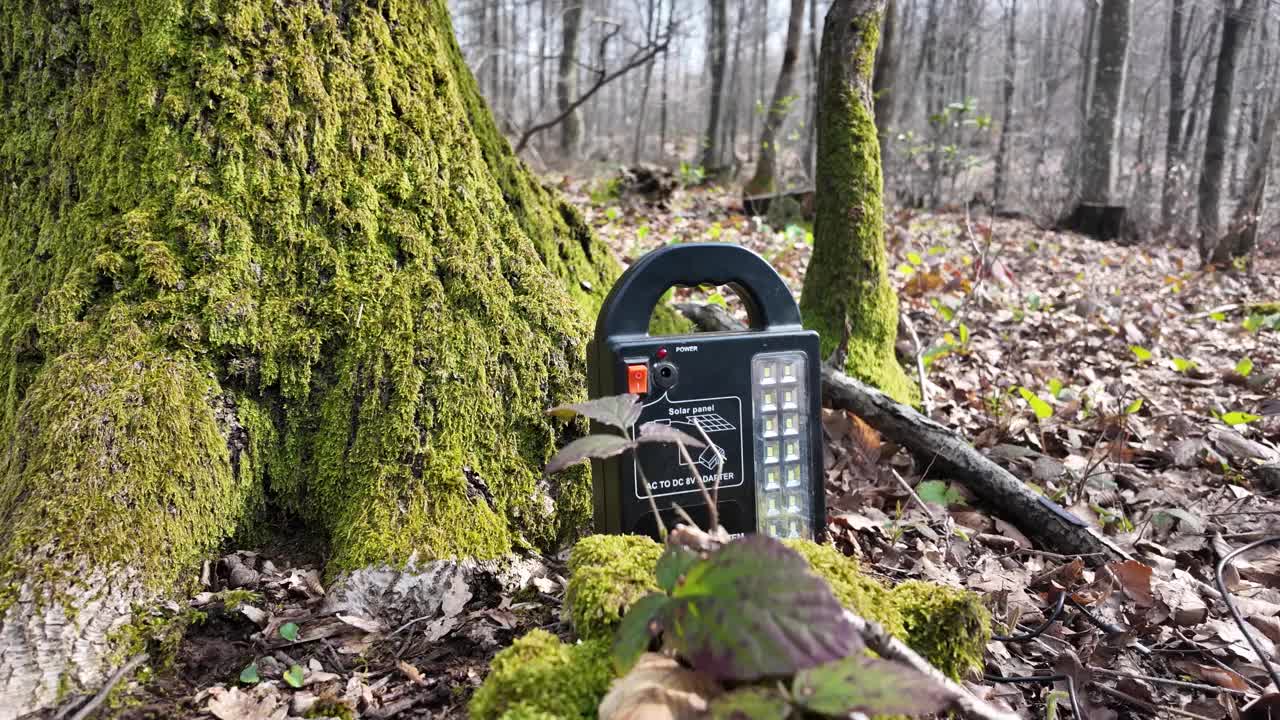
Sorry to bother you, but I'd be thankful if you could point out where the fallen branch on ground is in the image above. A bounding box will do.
[675,302,1132,564]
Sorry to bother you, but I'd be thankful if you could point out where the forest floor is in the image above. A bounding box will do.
[83,178,1280,720]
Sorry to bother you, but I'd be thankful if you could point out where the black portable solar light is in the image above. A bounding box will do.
[588,243,824,541]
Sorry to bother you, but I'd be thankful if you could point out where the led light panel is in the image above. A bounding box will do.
[752,351,813,540]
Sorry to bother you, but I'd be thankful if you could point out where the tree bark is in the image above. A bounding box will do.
[799,0,914,404]
[0,2,615,716]
[872,0,899,162]
[1196,0,1261,263]
[1161,0,1189,229]
[745,0,807,194]
[992,0,1017,209]
[1218,87,1280,263]
[558,0,585,155]
[803,0,821,179]
[631,0,660,163]
[699,0,729,173]
[1078,0,1131,205]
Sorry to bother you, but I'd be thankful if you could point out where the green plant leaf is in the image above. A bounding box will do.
[1018,387,1053,420]
[959,323,970,345]
[792,655,951,716]
[1235,357,1254,377]
[611,593,670,674]
[707,292,727,308]
[655,546,701,593]
[1124,397,1143,415]
[916,480,963,506]
[239,662,260,685]
[638,422,706,449]
[283,664,304,689]
[546,394,642,431]
[895,263,916,277]
[1243,314,1263,332]
[708,687,793,720]
[1130,345,1153,363]
[906,251,923,266]
[1220,412,1261,426]
[1172,357,1196,374]
[545,434,635,474]
[665,535,861,682]
[1047,378,1064,398]
[279,622,299,642]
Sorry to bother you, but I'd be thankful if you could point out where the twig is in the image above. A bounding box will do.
[676,441,718,531]
[1091,682,1218,720]
[846,612,1021,720]
[1087,666,1250,696]
[899,310,932,415]
[888,467,937,520]
[515,30,671,152]
[62,653,149,720]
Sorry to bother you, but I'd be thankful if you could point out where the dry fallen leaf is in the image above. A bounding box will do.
[598,653,722,720]
[206,685,288,720]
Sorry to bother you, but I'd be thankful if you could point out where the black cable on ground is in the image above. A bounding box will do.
[1215,535,1280,693]
[992,591,1067,643]
[983,673,1084,718]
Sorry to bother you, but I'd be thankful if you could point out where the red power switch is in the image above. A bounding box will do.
[627,363,649,394]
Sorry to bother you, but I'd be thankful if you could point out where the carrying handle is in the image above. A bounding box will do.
[596,243,802,338]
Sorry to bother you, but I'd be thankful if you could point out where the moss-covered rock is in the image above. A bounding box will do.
[560,535,987,678]
[891,580,991,681]
[563,535,664,641]
[468,630,614,720]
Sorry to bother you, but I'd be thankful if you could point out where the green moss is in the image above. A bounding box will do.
[564,534,664,640]
[891,580,990,681]
[0,0,618,616]
[468,630,613,720]
[797,7,915,404]
[0,347,254,614]
[304,698,357,720]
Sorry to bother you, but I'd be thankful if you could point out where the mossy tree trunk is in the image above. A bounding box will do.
[798,0,914,404]
[0,1,616,715]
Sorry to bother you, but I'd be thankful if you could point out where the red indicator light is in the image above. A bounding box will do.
[656,348,668,359]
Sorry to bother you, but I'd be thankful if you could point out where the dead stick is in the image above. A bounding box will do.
[65,653,149,720]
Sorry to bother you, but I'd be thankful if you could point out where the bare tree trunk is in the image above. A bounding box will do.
[631,0,661,163]
[1161,0,1189,229]
[699,0,729,172]
[748,0,767,165]
[557,0,584,155]
[803,0,820,179]
[1078,0,1131,205]
[922,0,941,206]
[745,0,807,194]
[1218,87,1280,263]
[1196,0,1261,263]
[724,1,748,173]
[872,0,898,158]
[658,5,671,158]
[992,0,1017,208]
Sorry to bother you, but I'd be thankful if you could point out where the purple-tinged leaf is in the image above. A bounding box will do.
[638,422,707,448]
[792,655,952,717]
[708,687,793,720]
[546,394,642,431]
[665,535,861,682]
[612,593,670,674]
[545,434,634,474]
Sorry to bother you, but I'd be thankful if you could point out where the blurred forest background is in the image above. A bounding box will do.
[449,0,1280,260]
